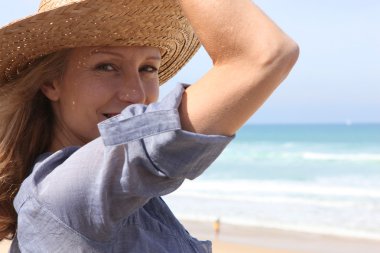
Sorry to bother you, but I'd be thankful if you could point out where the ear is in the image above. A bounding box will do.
[40,79,61,102]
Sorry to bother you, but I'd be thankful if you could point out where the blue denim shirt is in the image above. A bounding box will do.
[10,84,233,253]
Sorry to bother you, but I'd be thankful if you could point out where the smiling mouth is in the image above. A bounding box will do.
[103,113,119,119]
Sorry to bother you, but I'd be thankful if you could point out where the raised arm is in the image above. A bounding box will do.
[178,0,299,136]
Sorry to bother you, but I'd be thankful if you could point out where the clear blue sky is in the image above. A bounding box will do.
[1,1,379,124]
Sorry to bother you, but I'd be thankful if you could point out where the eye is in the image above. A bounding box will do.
[139,65,158,73]
[95,63,116,72]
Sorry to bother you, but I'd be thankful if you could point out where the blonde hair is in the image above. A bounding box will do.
[0,49,70,240]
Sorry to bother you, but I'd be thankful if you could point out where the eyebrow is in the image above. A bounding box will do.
[90,49,161,61]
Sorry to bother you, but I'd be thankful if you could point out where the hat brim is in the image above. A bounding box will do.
[0,0,200,84]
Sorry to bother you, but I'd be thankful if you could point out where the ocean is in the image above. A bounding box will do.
[163,124,380,240]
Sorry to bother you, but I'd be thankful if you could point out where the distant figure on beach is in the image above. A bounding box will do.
[0,0,298,252]
[213,218,221,240]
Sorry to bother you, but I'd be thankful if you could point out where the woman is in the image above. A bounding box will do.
[0,0,298,252]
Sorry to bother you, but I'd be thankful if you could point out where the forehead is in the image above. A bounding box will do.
[68,46,161,61]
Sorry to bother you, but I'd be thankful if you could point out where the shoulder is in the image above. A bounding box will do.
[13,146,80,210]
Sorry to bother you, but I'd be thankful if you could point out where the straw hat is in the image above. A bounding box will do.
[0,0,200,84]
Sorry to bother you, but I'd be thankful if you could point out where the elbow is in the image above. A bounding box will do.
[218,36,300,80]
[281,39,300,70]
[280,39,299,81]
[260,37,300,76]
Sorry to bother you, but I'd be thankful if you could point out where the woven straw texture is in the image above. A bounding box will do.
[0,0,200,84]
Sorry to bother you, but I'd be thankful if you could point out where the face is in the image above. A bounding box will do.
[42,46,161,147]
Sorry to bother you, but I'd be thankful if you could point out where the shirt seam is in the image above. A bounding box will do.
[103,126,181,146]
[98,109,177,127]
[140,138,168,177]
[99,109,181,146]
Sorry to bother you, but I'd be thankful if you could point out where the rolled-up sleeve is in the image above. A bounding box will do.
[99,83,232,180]
[35,84,233,241]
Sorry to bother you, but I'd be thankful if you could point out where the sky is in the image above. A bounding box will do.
[1,1,379,124]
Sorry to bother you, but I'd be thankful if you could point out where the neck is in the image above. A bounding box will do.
[48,121,85,152]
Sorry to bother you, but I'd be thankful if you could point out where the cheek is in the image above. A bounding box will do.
[59,81,81,112]
[73,78,115,106]
[146,80,160,103]
[59,79,110,128]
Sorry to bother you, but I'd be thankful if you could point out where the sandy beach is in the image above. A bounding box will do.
[181,219,380,253]
[0,235,302,253]
[1,220,380,253]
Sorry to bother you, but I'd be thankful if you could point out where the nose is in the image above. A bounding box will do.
[117,74,146,104]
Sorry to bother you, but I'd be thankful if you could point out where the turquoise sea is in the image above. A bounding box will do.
[163,124,380,240]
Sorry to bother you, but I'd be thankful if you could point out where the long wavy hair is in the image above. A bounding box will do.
[0,49,70,240]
